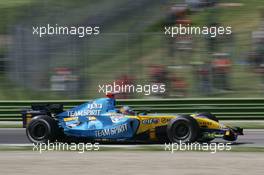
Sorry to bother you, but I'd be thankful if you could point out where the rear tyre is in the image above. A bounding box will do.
[26,115,58,144]
[167,115,200,143]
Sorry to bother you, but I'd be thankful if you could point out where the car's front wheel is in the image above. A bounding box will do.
[26,115,58,144]
[167,115,200,143]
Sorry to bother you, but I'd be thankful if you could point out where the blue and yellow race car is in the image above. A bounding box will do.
[22,95,243,144]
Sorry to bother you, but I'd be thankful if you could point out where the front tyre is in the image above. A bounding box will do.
[167,115,200,143]
[26,115,58,144]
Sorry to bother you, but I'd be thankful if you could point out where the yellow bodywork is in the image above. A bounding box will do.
[126,114,222,140]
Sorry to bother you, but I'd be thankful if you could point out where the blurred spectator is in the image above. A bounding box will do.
[197,61,212,95]
[206,22,219,54]
[0,52,5,73]
[149,65,169,83]
[50,67,79,98]
[254,39,264,67]
[251,10,264,67]
[165,4,188,26]
[149,65,169,97]
[165,4,192,60]
[115,74,135,99]
[250,9,264,91]
[149,65,189,97]
[212,53,232,91]
[251,9,264,68]
[0,36,9,74]
[175,17,193,65]
[186,0,218,11]
[192,61,212,96]
[171,76,188,97]
[257,64,264,91]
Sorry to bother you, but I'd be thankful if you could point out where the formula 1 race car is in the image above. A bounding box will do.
[22,95,243,144]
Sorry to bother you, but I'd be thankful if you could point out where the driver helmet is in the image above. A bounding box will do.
[120,106,134,115]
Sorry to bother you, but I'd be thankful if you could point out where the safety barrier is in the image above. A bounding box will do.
[1,98,264,121]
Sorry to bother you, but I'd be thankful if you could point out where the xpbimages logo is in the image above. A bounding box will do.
[98,82,166,95]
[164,141,232,154]
[32,24,100,37]
[164,24,232,38]
[32,141,100,153]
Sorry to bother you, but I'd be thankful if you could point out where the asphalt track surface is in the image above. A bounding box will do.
[0,129,264,175]
[0,128,264,147]
[0,152,263,175]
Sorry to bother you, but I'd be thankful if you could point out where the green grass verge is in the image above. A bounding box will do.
[0,124,22,128]
[0,146,32,151]
[230,146,264,152]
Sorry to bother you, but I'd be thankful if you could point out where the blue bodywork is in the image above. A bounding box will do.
[56,98,139,140]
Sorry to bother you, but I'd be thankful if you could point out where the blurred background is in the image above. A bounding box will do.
[0,0,264,100]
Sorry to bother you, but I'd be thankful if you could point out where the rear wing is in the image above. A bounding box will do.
[21,104,63,128]
[31,104,63,114]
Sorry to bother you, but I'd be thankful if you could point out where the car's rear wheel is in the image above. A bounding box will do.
[26,115,58,144]
[167,115,200,143]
